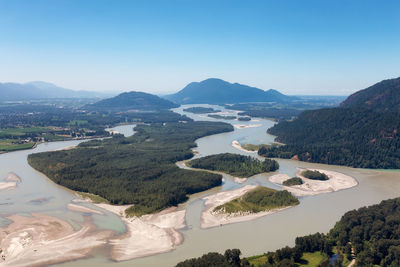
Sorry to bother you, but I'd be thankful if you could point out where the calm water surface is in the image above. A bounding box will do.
[1,109,399,267]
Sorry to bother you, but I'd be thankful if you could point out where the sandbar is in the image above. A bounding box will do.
[0,173,21,191]
[233,124,262,129]
[0,213,112,267]
[231,140,257,153]
[67,203,104,215]
[269,168,358,197]
[94,203,186,261]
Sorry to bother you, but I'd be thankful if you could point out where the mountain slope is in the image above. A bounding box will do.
[0,81,109,100]
[87,91,179,112]
[341,77,400,112]
[165,78,294,104]
[260,77,400,169]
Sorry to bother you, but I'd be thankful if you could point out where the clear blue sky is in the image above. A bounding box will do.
[1,0,399,95]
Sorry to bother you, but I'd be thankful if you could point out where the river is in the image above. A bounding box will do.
[1,105,400,267]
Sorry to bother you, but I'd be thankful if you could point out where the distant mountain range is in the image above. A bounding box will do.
[262,76,400,169]
[0,81,112,101]
[87,91,179,112]
[164,78,295,104]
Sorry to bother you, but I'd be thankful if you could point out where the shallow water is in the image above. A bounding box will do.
[1,110,400,267]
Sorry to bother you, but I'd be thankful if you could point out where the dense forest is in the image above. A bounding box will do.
[183,107,221,114]
[340,77,400,112]
[260,108,400,169]
[301,170,328,181]
[28,121,233,215]
[177,196,400,266]
[86,91,179,112]
[187,153,279,177]
[208,114,237,120]
[214,187,299,214]
[238,116,251,121]
[282,177,303,186]
[261,77,400,169]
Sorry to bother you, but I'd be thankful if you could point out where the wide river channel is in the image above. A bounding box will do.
[1,104,400,267]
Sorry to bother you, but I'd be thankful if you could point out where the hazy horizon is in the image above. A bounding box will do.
[1,0,399,95]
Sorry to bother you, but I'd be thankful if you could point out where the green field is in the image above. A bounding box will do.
[0,127,52,137]
[0,142,36,151]
[247,251,328,267]
[300,252,328,266]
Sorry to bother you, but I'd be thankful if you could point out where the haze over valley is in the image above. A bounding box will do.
[1,1,400,267]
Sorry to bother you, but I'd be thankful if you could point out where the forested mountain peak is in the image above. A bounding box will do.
[340,76,400,112]
[164,78,295,104]
[88,91,179,111]
[263,77,400,169]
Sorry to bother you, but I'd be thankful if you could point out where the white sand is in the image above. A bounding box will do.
[0,173,21,191]
[93,204,186,261]
[233,124,262,129]
[67,203,104,215]
[0,182,17,191]
[0,213,112,267]
[234,177,247,184]
[201,185,292,228]
[269,168,358,197]
[5,173,21,183]
[55,145,76,151]
[231,140,257,153]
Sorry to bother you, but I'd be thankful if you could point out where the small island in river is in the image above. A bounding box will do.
[183,107,221,114]
[269,168,358,197]
[187,153,279,178]
[201,185,299,228]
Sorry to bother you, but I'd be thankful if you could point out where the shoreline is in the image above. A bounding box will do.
[233,124,262,129]
[0,213,113,267]
[269,168,358,197]
[0,173,22,191]
[92,203,186,261]
[231,140,257,153]
[201,185,293,229]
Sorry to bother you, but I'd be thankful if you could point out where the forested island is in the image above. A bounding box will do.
[28,121,233,216]
[177,196,400,266]
[301,170,328,181]
[238,116,251,121]
[260,77,400,169]
[183,107,221,114]
[208,114,237,120]
[213,187,299,214]
[187,153,279,177]
[282,177,303,186]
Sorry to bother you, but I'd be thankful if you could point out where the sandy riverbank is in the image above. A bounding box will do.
[201,185,292,228]
[231,140,257,153]
[93,203,186,261]
[0,213,112,267]
[269,168,358,197]
[233,124,262,129]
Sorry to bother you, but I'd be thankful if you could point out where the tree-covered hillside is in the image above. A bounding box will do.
[260,77,400,169]
[28,121,233,215]
[341,77,400,112]
[165,78,294,104]
[87,91,179,112]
